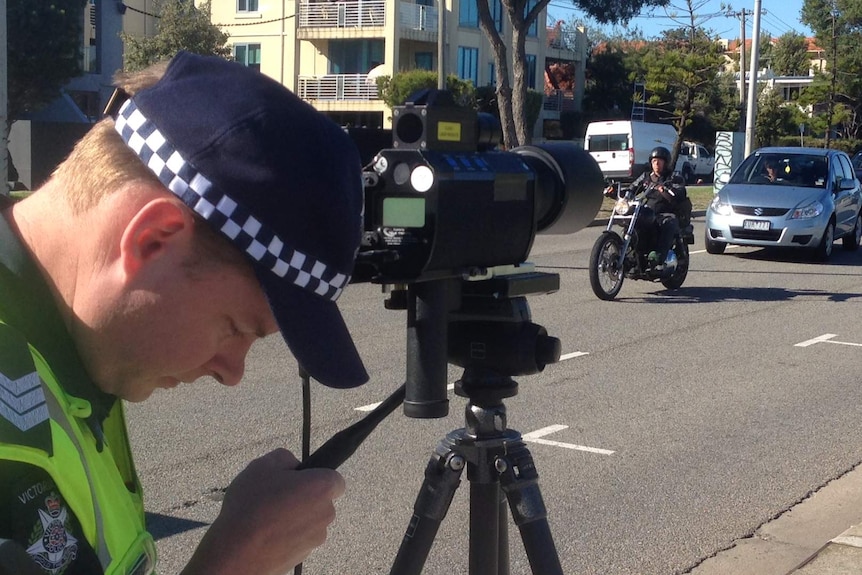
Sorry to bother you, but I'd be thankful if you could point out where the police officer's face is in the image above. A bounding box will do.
[93,252,279,402]
[59,190,281,403]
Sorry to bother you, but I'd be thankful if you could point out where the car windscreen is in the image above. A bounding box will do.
[729,153,829,188]
[587,134,629,152]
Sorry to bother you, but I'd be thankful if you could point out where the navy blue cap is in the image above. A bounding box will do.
[113,51,368,388]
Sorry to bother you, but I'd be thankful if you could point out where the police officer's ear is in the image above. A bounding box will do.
[119,193,196,279]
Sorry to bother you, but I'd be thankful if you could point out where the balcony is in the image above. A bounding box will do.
[298,74,380,101]
[299,0,386,29]
[543,90,577,112]
[298,0,436,36]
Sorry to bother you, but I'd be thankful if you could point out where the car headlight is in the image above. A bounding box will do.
[789,201,824,220]
[709,195,733,216]
[614,198,632,215]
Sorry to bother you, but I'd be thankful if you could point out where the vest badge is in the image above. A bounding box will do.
[26,492,79,574]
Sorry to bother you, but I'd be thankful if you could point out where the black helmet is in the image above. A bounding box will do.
[649,146,672,163]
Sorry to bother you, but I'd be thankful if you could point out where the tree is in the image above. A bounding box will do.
[377,70,476,109]
[755,90,796,146]
[476,0,669,148]
[801,0,862,139]
[122,0,231,72]
[771,32,810,76]
[582,37,641,122]
[637,0,725,165]
[7,0,84,121]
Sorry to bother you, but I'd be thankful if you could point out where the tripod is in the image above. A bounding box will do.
[388,274,564,575]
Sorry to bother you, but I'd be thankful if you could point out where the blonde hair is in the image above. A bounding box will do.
[52,60,172,213]
[53,58,246,270]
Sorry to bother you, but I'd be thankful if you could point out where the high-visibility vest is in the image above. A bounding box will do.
[0,320,157,575]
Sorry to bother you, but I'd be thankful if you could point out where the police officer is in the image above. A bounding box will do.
[0,52,367,574]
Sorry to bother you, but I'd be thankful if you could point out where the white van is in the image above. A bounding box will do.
[585,120,678,183]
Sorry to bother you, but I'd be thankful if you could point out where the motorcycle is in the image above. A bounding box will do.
[589,179,695,301]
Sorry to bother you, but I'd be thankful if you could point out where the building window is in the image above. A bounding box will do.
[415,52,433,71]
[238,0,258,12]
[457,46,479,85]
[525,54,536,89]
[526,0,538,36]
[329,39,384,74]
[235,44,261,72]
[491,0,503,31]
[459,0,478,28]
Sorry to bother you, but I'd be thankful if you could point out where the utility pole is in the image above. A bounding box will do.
[825,3,838,148]
[727,8,749,107]
[744,0,763,156]
[437,0,446,89]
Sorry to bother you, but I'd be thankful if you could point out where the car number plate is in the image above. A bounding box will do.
[743,219,771,231]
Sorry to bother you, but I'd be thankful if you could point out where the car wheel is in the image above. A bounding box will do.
[842,213,862,251]
[812,220,835,261]
[682,166,693,185]
[704,229,726,254]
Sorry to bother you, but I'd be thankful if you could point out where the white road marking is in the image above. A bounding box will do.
[560,351,589,361]
[795,334,839,347]
[522,425,615,455]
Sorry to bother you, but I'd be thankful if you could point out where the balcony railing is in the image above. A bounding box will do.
[298,74,380,101]
[543,90,577,112]
[548,30,581,53]
[400,2,437,32]
[299,0,386,28]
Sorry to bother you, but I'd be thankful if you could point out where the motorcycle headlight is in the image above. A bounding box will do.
[709,195,733,216]
[614,198,632,215]
[789,201,824,220]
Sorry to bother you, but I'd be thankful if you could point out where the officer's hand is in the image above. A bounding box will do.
[181,448,345,575]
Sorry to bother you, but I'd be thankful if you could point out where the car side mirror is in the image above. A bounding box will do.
[839,178,857,191]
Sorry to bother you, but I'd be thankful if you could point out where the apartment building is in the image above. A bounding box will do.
[208,0,587,137]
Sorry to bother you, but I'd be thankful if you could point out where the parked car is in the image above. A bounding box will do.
[705,147,862,261]
[851,151,862,181]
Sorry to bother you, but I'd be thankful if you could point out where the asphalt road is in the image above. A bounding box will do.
[128,217,862,575]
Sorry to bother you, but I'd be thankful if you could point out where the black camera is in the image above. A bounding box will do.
[351,90,603,419]
[353,90,604,284]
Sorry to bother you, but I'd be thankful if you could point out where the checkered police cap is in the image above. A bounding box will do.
[111,51,368,388]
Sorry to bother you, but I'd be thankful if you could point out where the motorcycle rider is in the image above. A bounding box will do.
[626,146,689,269]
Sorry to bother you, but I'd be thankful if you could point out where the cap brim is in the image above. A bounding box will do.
[255,267,369,388]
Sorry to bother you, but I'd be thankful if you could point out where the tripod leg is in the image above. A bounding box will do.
[498,441,564,575]
[390,443,464,575]
[468,480,504,575]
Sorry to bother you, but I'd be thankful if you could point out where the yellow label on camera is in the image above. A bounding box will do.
[437,122,462,142]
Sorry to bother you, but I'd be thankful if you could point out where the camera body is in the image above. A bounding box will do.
[354,90,604,284]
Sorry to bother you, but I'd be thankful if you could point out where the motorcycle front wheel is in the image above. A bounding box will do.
[661,237,689,290]
[589,232,625,300]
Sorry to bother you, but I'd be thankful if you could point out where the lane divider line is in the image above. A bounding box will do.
[522,425,615,455]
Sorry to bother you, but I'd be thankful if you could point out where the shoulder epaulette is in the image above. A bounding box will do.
[0,322,53,454]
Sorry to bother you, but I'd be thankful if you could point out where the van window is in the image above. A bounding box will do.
[588,134,628,152]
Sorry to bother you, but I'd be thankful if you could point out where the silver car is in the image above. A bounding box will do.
[705,147,862,260]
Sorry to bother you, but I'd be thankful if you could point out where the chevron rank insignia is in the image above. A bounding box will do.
[0,324,52,453]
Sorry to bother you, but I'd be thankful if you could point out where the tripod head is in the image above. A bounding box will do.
[387,265,562,419]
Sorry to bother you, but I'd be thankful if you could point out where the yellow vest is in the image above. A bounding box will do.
[0,321,156,574]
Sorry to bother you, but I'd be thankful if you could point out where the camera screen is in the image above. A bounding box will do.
[383,197,426,228]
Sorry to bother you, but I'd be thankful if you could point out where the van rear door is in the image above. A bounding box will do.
[587,132,632,180]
